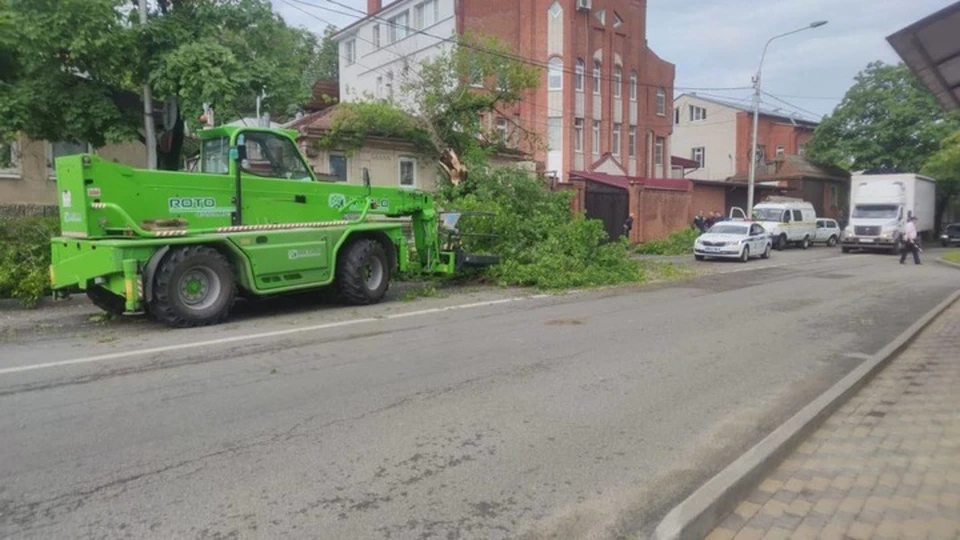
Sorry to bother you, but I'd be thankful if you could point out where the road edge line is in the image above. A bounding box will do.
[651,288,960,540]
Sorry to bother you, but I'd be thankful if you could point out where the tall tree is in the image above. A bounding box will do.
[808,62,959,173]
[921,131,960,231]
[313,25,340,81]
[0,0,319,170]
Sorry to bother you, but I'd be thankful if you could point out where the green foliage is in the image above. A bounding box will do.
[313,25,340,81]
[0,217,60,307]
[443,167,643,289]
[808,62,960,172]
[0,0,318,165]
[316,102,436,157]
[411,33,542,160]
[633,228,700,256]
[943,251,960,264]
[921,131,960,230]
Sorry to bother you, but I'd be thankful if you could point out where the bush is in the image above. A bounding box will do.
[0,217,59,307]
[634,228,700,256]
[441,167,643,289]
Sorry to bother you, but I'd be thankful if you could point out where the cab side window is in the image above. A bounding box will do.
[782,211,791,223]
[239,131,312,181]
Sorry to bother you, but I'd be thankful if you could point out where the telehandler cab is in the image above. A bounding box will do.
[49,126,493,327]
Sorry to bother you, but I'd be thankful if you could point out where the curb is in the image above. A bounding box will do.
[651,288,960,540]
[936,257,960,270]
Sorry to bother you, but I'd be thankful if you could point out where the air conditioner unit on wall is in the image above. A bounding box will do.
[577,0,592,11]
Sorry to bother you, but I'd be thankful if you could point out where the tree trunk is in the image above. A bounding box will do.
[158,115,185,171]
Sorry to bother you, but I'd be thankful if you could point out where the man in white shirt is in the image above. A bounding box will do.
[900,216,922,265]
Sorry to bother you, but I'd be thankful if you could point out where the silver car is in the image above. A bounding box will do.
[814,218,841,246]
[694,222,773,262]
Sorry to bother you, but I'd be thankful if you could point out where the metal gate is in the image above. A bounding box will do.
[584,185,629,242]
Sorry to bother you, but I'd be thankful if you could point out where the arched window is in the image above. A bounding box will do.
[548,57,563,90]
[593,60,601,95]
[575,58,585,91]
[614,66,622,98]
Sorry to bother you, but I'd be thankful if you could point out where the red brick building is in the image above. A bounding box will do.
[672,93,817,181]
[342,0,675,182]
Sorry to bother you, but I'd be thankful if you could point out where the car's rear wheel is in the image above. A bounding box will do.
[801,235,810,250]
[740,246,750,263]
[761,243,771,259]
[827,235,838,247]
[777,233,788,250]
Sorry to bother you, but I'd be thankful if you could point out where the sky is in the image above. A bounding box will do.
[270,0,954,119]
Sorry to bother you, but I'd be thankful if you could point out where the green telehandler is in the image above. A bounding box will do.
[49,126,494,328]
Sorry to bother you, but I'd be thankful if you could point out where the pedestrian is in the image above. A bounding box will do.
[623,213,635,240]
[900,216,922,265]
[712,210,724,224]
[692,211,705,233]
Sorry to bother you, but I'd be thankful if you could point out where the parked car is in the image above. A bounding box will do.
[814,218,841,246]
[730,198,817,250]
[941,223,960,247]
[694,222,773,263]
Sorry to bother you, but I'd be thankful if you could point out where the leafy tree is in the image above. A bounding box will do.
[313,25,340,81]
[0,0,319,169]
[921,131,960,231]
[808,62,959,173]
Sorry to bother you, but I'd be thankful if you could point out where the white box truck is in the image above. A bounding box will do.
[840,173,936,254]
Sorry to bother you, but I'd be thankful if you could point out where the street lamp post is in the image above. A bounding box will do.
[747,21,828,213]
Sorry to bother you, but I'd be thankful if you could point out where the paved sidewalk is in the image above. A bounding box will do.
[708,300,960,540]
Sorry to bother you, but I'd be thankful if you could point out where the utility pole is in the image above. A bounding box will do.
[256,87,268,127]
[139,0,157,169]
[747,21,827,213]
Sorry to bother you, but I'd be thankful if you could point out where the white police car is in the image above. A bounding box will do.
[694,222,773,262]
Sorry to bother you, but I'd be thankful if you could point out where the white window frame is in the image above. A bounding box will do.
[344,39,356,65]
[656,88,666,116]
[0,137,21,179]
[388,11,409,44]
[691,146,705,167]
[372,24,381,49]
[328,152,349,182]
[776,145,785,158]
[592,120,601,153]
[548,57,563,90]
[612,123,621,156]
[628,126,636,158]
[613,66,622,98]
[592,60,601,95]
[399,156,417,188]
[496,117,508,141]
[654,136,664,167]
[547,117,562,151]
[689,105,707,122]
[575,58,585,92]
[574,118,584,153]
[413,3,424,29]
[629,71,637,101]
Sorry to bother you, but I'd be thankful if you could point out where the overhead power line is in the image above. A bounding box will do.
[288,0,753,93]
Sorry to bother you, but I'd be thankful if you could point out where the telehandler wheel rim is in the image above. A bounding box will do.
[363,257,385,291]
[178,266,222,310]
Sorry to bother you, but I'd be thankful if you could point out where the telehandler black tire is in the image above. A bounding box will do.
[336,239,390,305]
[86,285,126,316]
[149,246,236,328]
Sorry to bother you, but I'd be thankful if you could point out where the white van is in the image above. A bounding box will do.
[731,198,817,250]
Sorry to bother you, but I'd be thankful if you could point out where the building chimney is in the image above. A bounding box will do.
[367,0,382,15]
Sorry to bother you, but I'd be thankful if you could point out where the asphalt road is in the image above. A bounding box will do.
[1,248,957,539]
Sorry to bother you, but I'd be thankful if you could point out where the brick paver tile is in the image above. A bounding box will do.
[706,302,960,540]
[704,527,737,540]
